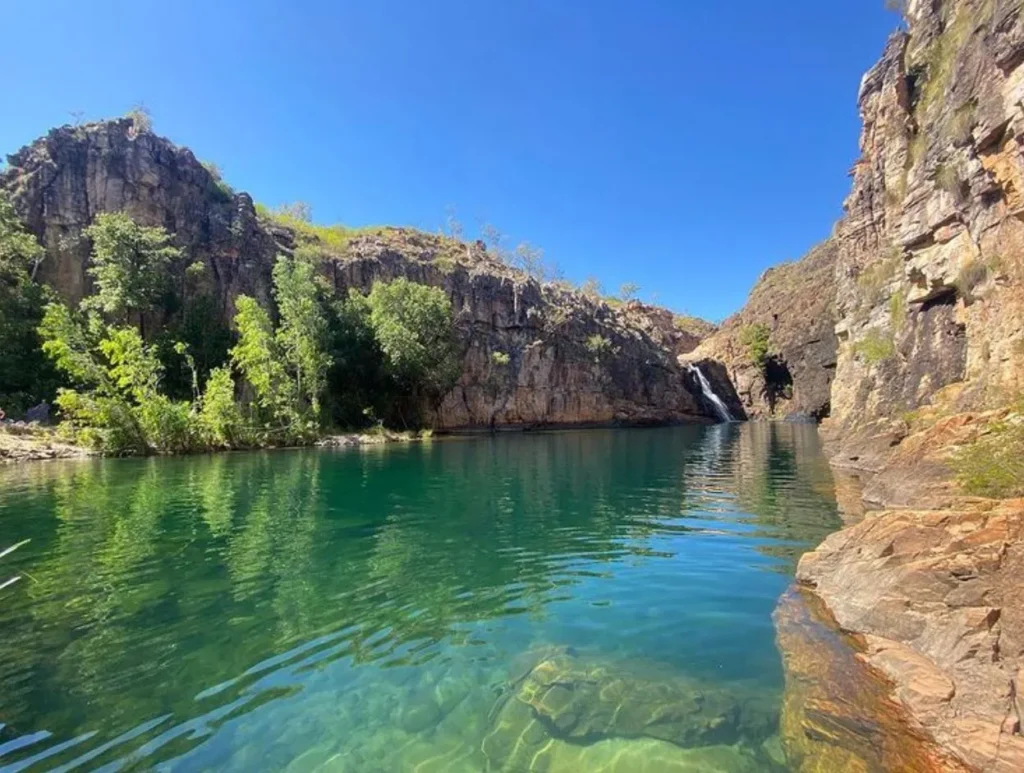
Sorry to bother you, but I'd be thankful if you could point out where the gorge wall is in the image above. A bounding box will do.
[767,1,1024,770]
[0,120,714,430]
[825,0,1024,477]
[690,239,838,422]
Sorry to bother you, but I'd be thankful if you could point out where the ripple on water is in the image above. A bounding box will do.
[0,424,843,771]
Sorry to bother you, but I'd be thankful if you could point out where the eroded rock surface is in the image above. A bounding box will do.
[690,239,838,421]
[774,589,973,773]
[796,501,1024,772]
[0,121,716,430]
[824,0,1024,467]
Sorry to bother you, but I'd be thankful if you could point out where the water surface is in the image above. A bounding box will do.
[0,424,843,772]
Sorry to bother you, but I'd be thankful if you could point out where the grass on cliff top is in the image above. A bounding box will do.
[256,203,389,256]
[952,405,1024,498]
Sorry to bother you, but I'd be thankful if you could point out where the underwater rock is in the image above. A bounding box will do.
[773,588,974,773]
[481,651,779,772]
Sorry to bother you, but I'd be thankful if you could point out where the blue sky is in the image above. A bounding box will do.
[0,0,896,321]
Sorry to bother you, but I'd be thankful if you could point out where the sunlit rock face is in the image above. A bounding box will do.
[825,0,1024,470]
[773,589,974,773]
[689,239,838,422]
[795,500,1024,773]
[0,121,715,430]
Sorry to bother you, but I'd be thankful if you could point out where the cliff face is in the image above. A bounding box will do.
[690,239,838,421]
[778,3,1024,770]
[826,0,1024,470]
[0,120,712,429]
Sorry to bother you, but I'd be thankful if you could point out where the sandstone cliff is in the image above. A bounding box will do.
[690,239,838,421]
[0,120,714,430]
[777,2,1024,770]
[825,0,1024,471]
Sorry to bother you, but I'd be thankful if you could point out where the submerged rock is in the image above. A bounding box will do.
[773,588,971,773]
[481,651,780,772]
[795,503,1024,772]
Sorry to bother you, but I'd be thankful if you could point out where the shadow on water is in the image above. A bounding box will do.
[0,424,845,772]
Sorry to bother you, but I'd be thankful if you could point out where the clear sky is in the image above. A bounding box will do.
[0,0,896,321]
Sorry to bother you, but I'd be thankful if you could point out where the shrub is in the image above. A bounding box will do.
[952,410,1024,497]
[853,328,896,364]
[198,366,245,448]
[955,260,989,299]
[889,292,907,332]
[739,323,772,369]
[492,351,510,366]
[585,334,614,361]
[126,104,152,133]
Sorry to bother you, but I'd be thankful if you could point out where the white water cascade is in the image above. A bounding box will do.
[687,364,735,423]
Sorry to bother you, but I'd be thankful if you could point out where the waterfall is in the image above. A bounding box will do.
[687,364,735,423]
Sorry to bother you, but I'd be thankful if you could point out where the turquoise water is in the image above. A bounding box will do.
[0,424,843,772]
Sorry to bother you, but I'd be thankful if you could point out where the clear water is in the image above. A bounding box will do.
[0,423,843,772]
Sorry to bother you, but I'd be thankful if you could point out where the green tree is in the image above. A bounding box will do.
[0,192,58,412]
[363,278,459,424]
[618,282,640,302]
[272,255,331,416]
[231,295,297,430]
[83,212,181,333]
[198,366,245,448]
[40,303,200,454]
[739,323,772,370]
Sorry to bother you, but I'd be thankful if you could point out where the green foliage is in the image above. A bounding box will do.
[201,161,234,202]
[83,213,181,325]
[272,256,331,415]
[952,408,1024,498]
[125,104,152,133]
[584,334,614,362]
[889,292,907,332]
[0,192,58,413]
[41,305,200,455]
[198,367,245,448]
[739,323,772,369]
[231,294,300,431]
[618,282,640,302]
[256,202,354,256]
[323,279,459,429]
[853,328,896,364]
[365,278,460,405]
[492,351,511,366]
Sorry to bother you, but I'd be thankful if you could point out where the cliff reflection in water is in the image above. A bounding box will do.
[0,425,846,772]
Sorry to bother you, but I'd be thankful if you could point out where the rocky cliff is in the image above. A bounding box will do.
[772,1,1024,770]
[690,239,838,421]
[0,120,714,430]
[825,0,1024,471]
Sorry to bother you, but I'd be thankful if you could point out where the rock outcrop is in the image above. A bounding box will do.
[690,239,838,421]
[0,120,716,430]
[770,2,1024,769]
[824,0,1024,469]
[797,501,1024,772]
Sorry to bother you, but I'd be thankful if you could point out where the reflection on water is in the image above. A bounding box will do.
[0,424,843,772]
